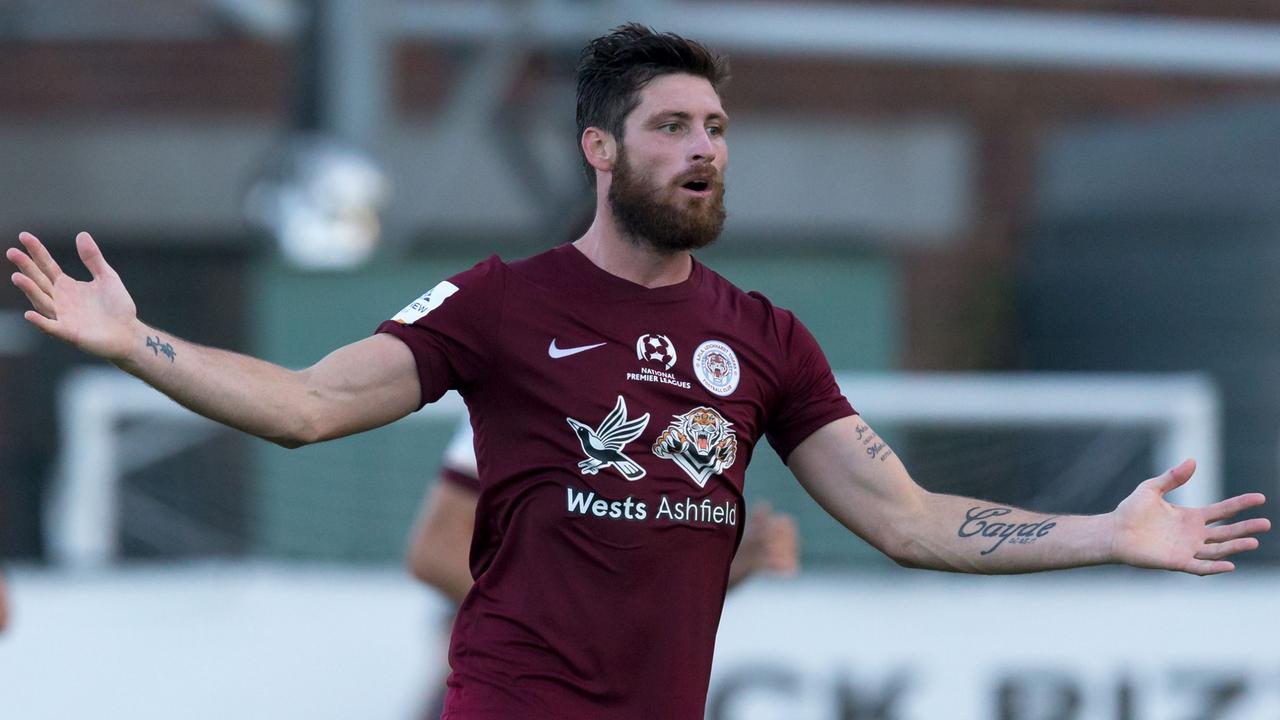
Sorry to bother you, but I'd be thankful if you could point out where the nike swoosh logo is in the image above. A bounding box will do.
[548,339,607,359]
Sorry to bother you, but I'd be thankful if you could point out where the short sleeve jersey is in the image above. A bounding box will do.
[378,244,855,720]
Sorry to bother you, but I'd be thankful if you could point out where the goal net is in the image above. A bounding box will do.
[44,368,1220,567]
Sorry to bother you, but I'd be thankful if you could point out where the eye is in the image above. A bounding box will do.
[660,123,681,134]
[707,125,724,137]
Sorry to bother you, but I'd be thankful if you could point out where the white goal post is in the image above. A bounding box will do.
[46,367,1221,567]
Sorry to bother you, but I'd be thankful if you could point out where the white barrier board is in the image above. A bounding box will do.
[2,566,1277,719]
[711,572,1280,720]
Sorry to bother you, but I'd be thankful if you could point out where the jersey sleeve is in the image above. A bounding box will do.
[764,309,857,462]
[375,256,506,409]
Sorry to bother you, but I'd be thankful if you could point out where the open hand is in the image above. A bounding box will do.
[1112,459,1269,575]
[6,231,139,361]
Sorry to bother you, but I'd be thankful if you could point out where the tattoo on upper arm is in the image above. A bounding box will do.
[957,507,1058,555]
[853,422,895,462]
[146,336,176,362]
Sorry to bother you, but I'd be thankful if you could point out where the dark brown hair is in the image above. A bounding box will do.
[575,23,729,186]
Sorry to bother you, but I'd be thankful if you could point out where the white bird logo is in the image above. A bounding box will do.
[566,396,651,481]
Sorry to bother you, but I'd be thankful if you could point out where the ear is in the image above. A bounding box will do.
[581,127,616,174]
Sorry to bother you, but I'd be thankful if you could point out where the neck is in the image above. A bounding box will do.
[572,210,693,289]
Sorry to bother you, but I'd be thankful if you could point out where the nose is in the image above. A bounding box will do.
[689,129,718,164]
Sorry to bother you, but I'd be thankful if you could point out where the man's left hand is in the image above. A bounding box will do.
[1111,459,1269,575]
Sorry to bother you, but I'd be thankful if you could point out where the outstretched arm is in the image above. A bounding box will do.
[789,415,1269,575]
[7,231,420,447]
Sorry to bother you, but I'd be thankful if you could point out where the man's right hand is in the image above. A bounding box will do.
[8,229,422,447]
[7,231,140,362]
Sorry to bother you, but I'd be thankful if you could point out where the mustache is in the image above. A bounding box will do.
[673,166,722,187]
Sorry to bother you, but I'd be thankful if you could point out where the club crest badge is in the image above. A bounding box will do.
[566,396,651,481]
[652,407,738,488]
[692,340,740,396]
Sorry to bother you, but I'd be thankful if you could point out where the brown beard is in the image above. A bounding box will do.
[607,145,726,253]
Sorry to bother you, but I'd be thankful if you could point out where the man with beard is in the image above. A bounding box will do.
[7,24,1270,720]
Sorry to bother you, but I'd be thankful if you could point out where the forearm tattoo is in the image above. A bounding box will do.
[957,507,1058,555]
[146,336,176,362]
[853,422,894,462]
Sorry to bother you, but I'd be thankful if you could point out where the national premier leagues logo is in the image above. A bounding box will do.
[566,396,651,481]
[652,406,738,488]
[636,333,677,370]
[626,333,691,390]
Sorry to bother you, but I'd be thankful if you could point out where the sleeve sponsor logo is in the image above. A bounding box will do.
[390,280,460,325]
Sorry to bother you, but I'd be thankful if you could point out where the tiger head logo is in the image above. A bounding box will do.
[653,406,738,488]
[704,352,730,382]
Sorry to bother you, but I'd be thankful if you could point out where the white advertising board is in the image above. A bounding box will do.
[711,573,1280,720]
[2,567,1277,719]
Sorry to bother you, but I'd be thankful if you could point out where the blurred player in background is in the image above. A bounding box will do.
[8,23,1270,720]
[408,415,799,719]
[0,570,9,634]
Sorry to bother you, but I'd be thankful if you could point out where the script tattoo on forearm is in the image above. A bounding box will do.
[957,507,1058,555]
[853,422,895,462]
[146,336,176,362]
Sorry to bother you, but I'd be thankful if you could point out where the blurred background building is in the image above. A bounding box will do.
[2,1,1279,717]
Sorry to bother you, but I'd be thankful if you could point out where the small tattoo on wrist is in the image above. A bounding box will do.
[146,336,176,362]
[957,506,1058,555]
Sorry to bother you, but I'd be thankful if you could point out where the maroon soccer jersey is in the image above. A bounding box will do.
[377,244,854,719]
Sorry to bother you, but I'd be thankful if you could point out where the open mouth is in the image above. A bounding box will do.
[680,179,712,196]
